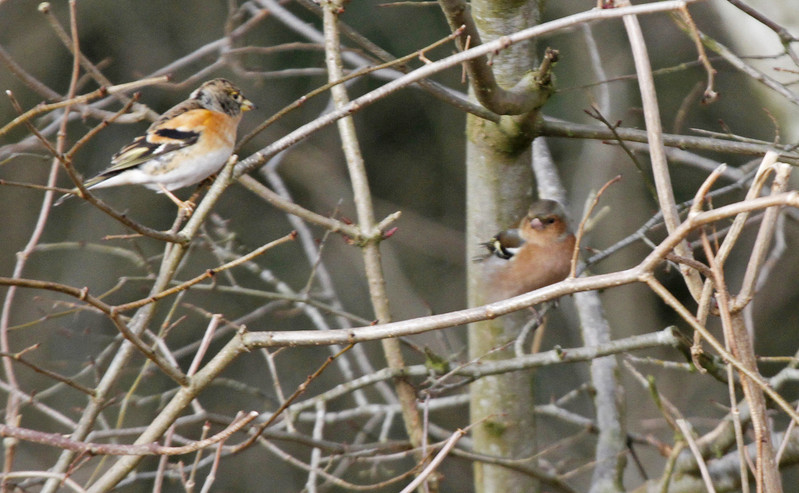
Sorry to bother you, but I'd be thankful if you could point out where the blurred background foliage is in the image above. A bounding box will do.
[2,0,799,491]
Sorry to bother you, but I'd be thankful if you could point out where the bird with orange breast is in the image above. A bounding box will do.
[479,199,575,302]
[56,78,254,211]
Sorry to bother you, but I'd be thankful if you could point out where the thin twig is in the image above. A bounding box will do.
[321,2,426,487]
[617,0,704,300]
[0,348,95,396]
[398,428,465,493]
[2,3,84,485]
[229,344,354,453]
[236,1,703,179]
[113,232,296,312]
[0,77,167,139]
[733,162,791,311]
[540,119,799,164]
[675,419,717,493]
[672,7,717,103]
[570,175,621,278]
[0,412,257,456]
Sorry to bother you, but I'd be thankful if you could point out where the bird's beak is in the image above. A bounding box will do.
[241,98,256,111]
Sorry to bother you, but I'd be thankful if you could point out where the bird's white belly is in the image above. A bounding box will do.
[143,146,233,191]
[91,145,233,192]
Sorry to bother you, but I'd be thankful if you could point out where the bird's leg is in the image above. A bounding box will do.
[158,184,195,216]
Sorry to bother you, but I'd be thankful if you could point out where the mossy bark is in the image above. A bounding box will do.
[465,1,546,491]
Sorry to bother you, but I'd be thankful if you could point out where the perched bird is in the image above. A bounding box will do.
[480,199,575,302]
[57,78,254,209]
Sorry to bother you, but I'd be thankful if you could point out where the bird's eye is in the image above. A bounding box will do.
[544,217,556,224]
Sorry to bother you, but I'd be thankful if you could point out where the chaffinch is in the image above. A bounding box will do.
[58,78,254,208]
[480,199,575,301]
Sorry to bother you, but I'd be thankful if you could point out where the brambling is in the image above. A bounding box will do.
[58,78,254,208]
[480,199,575,301]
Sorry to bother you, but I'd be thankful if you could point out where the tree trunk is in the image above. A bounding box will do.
[466,1,544,491]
